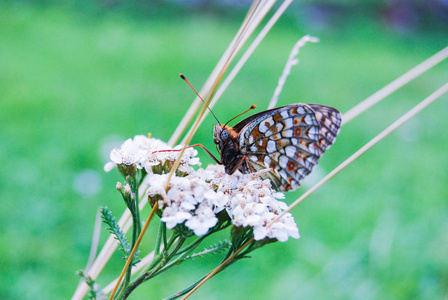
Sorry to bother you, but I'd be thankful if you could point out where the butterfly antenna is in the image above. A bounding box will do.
[224,104,257,126]
[180,73,221,124]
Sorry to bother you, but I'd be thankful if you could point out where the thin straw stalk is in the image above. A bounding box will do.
[267,35,319,109]
[72,187,148,300]
[108,203,160,300]
[181,238,255,300]
[343,45,448,123]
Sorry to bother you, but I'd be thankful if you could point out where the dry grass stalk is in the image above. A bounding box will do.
[267,35,319,109]
[343,45,448,123]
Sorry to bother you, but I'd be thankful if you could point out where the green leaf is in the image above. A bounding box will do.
[185,240,232,261]
[76,271,98,300]
[101,206,140,264]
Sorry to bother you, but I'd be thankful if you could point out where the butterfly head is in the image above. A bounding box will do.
[213,124,236,150]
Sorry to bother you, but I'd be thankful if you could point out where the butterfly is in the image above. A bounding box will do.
[210,103,342,191]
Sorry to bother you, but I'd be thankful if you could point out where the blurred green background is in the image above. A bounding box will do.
[1,0,447,299]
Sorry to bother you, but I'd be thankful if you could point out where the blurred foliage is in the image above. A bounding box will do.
[0,1,447,299]
[4,0,448,32]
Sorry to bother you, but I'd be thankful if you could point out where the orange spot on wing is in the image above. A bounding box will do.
[273,113,283,122]
[291,107,298,114]
[251,128,262,140]
[304,127,312,137]
[294,127,302,137]
[287,161,295,172]
[276,139,287,150]
[258,139,268,148]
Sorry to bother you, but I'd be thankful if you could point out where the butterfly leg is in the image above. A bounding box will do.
[189,144,222,165]
[229,155,255,174]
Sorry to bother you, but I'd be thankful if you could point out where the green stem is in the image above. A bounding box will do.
[155,222,166,256]
[124,175,141,287]
[120,237,186,299]
[162,258,238,300]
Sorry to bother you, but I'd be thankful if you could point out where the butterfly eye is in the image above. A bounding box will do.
[220,130,230,140]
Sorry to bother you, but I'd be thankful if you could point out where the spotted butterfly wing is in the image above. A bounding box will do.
[229,103,341,191]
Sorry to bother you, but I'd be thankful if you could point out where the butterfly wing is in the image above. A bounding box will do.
[236,103,341,191]
[308,104,342,153]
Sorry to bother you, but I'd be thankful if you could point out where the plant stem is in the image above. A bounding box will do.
[155,222,166,256]
[109,202,159,300]
[124,177,141,285]
[181,237,255,299]
[120,237,187,299]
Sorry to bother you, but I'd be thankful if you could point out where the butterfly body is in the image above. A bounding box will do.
[213,103,342,191]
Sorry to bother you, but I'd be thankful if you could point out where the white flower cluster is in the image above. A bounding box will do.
[104,135,200,174]
[214,170,300,242]
[146,172,225,236]
[146,164,300,242]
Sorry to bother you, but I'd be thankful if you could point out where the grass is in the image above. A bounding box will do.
[0,2,447,299]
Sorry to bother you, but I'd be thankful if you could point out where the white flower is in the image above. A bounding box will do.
[146,171,221,236]
[104,135,201,174]
[110,138,143,166]
[217,169,299,242]
[161,207,192,229]
[185,204,218,236]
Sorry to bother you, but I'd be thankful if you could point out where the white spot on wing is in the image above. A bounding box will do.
[284,118,293,128]
[285,146,296,158]
[267,140,276,153]
[304,115,314,125]
[308,126,319,139]
[297,106,306,114]
[258,117,273,133]
[279,155,289,168]
[282,130,293,138]
[264,156,271,167]
[268,133,282,140]
[279,169,288,180]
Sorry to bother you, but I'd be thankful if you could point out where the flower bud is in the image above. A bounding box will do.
[124,183,131,196]
[117,163,138,178]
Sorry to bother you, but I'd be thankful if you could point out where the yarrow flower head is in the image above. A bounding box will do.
[146,172,223,237]
[104,134,201,177]
[146,164,299,242]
